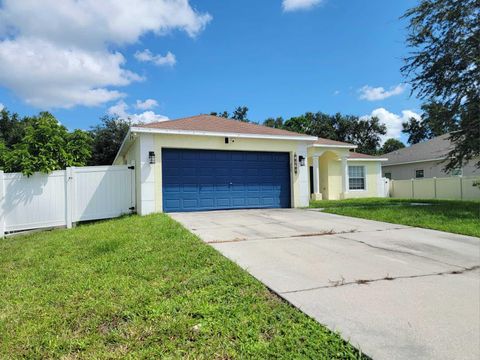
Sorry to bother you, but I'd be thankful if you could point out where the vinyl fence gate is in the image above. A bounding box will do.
[0,165,136,237]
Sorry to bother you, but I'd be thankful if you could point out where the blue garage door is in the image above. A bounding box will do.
[162,148,291,212]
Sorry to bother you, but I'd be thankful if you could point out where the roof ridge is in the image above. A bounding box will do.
[144,114,208,125]
[138,114,311,137]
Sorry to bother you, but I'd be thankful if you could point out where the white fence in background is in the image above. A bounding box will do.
[389,176,480,200]
[0,165,135,237]
[380,177,390,198]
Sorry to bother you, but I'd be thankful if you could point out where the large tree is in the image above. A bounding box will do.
[263,117,284,128]
[210,106,249,122]
[401,0,480,169]
[402,101,459,144]
[1,112,91,175]
[380,138,406,154]
[279,112,386,155]
[0,107,29,148]
[88,115,131,166]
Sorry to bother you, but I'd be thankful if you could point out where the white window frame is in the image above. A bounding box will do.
[415,169,424,179]
[348,165,366,191]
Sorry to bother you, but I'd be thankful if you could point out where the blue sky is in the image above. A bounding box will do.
[0,0,422,142]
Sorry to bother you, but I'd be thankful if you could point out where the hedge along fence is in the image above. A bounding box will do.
[389,176,480,200]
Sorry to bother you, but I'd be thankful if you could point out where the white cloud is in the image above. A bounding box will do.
[135,49,176,66]
[0,38,141,108]
[362,107,420,143]
[0,0,211,108]
[108,100,168,124]
[0,103,4,111]
[282,0,323,12]
[135,99,158,110]
[333,90,340,95]
[358,84,406,101]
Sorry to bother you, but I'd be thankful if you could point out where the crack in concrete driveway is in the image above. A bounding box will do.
[280,265,480,294]
[334,234,469,269]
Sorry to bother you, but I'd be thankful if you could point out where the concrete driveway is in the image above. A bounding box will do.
[170,208,480,360]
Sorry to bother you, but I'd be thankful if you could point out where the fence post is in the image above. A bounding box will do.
[433,177,437,199]
[65,167,73,229]
[411,178,415,198]
[0,171,5,238]
[460,175,463,200]
[130,161,136,212]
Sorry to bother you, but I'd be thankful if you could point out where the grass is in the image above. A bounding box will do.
[0,214,365,359]
[310,198,480,237]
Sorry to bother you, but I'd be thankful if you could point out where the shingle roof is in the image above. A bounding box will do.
[137,114,314,138]
[383,134,452,165]
[348,152,381,159]
[314,138,354,147]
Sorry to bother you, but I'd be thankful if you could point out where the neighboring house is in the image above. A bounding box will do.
[382,134,479,180]
[114,115,387,214]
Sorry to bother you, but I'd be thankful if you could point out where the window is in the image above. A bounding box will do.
[384,172,392,180]
[348,166,365,190]
[415,169,424,178]
[451,168,463,176]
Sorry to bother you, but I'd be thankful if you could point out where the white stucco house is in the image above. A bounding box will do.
[114,115,387,214]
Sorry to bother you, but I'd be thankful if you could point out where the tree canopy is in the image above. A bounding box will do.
[210,106,249,122]
[0,110,91,175]
[380,138,406,154]
[265,111,387,155]
[401,0,480,169]
[88,115,131,166]
[0,107,28,148]
[263,117,284,129]
[402,101,459,144]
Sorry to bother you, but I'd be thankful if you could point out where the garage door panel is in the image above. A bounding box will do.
[246,197,261,206]
[262,197,275,205]
[165,199,181,209]
[181,151,197,160]
[216,198,231,207]
[230,152,244,160]
[214,168,229,176]
[182,199,199,209]
[197,166,214,175]
[162,149,291,212]
[199,198,215,207]
[163,151,180,160]
[166,167,182,176]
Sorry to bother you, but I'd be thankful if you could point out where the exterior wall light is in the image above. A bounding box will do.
[148,151,156,164]
[299,155,306,166]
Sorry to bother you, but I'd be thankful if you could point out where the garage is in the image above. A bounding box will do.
[162,148,291,212]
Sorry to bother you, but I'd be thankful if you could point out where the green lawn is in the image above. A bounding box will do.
[0,214,365,359]
[310,198,480,237]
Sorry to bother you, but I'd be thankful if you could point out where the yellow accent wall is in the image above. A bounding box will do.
[323,152,342,199]
[344,161,381,199]
[152,134,305,212]
[308,148,383,200]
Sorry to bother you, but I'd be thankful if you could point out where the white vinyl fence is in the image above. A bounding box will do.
[0,165,135,237]
[380,177,390,198]
[389,176,480,201]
